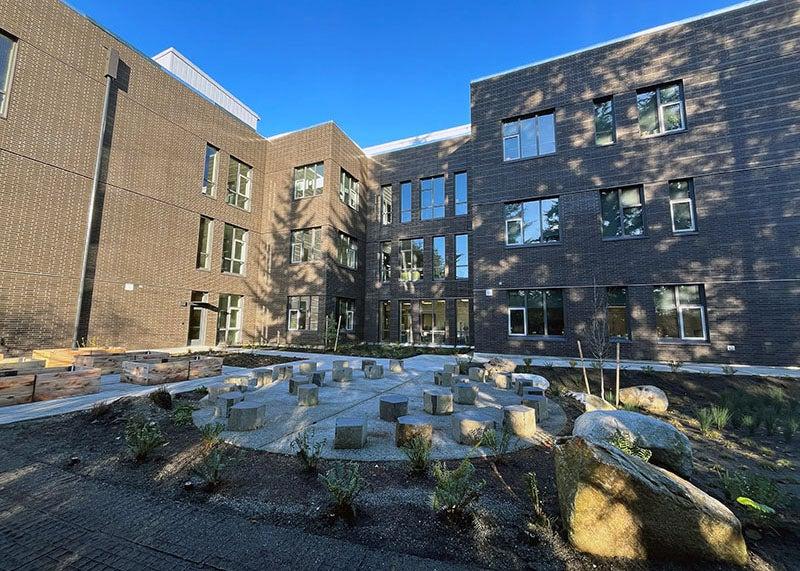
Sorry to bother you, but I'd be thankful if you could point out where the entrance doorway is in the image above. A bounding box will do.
[187,291,208,346]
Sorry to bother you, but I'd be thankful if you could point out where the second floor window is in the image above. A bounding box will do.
[400,238,423,282]
[202,145,219,196]
[335,298,355,331]
[290,228,322,263]
[336,231,358,269]
[432,236,446,280]
[455,234,469,279]
[381,185,393,225]
[607,286,630,339]
[222,224,247,275]
[505,197,560,245]
[594,97,616,146]
[400,181,412,222]
[287,295,319,331]
[654,284,707,341]
[380,242,391,282]
[508,289,564,337]
[669,179,696,233]
[454,172,468,216]
[227,157,252,210]
[294,162,324,199]
[600,186,644,239]
[420,176,445,220]
[503,112,555,161]
[339,169,360,210]
[196,216,213,270]
[0,31,17,116]
[637,81,686,136]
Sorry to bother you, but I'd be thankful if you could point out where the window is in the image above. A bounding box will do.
[196,216,213,270]
[0,31,17,116]
[432,236,446,280]
[400,181,412,223]
[380,300,391,341]
[456,299,471,345]
[335,298,355,331]
[293,162,324,199]
[594,97,616,146]
[455,234,469,279]
[400,239,424,282]
[336,231,358,269]
[380,242,392,282]
[507,289,564,336]
[637,82,686,136]
[222,224,247,275]
[600,186,644,239]
[420,176,445,220]
[217,294,243,344]
[454,172,468,216]
[607,287,630,339]
[287,295,319,331]
[669,179,696,233]
[420,300,447,345]
[202,145,219,196]
[502,112,556,161]
[339,169,360,210]
[399,301,413,343]
[380,185,393,225]
[654,285,707,341]
[505,197,560,245]
[226,157,252,210]
[290,228,322,263]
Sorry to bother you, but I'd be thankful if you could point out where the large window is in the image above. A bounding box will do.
[380,300,391,341]
[600,186,644,239]
[420,300,447,345]
[432,236,446,280]
[456,299,471,345]
[505,197,560,245]
[669,179,697,233]
[400,239,424,282]
[400,181,412,223]
[381,185,393,225]
[196,216,213,270]
[637,82,686,136]
[287,295,319,331]
[594,97,616,146]
[226,157,252,210]
[454,172,468,216]
[607,287,630,339]
[217,294,243,344]
[420,176,445,220]
[335,298,355,331]
[654,285,707,341]
[290,228,322,263]
[222,224,247,275]
[339,169,360,210]
[399,301,413,343]
[502,112,556,161]
[336,231,358,269]
[0,31,17,116]
[380,242,392,282]
[508,289,565,337]
[294,162,324,199]
[202,145,219,196]
[455,234,469,279]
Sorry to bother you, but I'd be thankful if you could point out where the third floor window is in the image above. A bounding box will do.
[227,157,252,210]
[0,30,17,116]
[594,97,616,146]
[502,112,555,161]
[336,231,358,269]
[290,228,322,263]
[294,162,324,199]
[420,176,445,220]
[637,82,686,136]
[505,197,560,245]
[339,169,360,211]
[600,186,644,239]
[202,145,219,196]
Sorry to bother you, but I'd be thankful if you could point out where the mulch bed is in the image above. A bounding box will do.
[180,351,301,369]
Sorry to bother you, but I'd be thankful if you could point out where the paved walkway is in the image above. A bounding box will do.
[0,448,470,570]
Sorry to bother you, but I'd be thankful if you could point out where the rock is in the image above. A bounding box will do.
[334,416,367,449]
[332,367,353,382]
[297,384,319,406]
[309,371,326,386]
[521,394,549,421]
[332,360,350,370]
[555,437,747,565]
[379,395,408,422]
[224,373,253,391]
[484,357,517,381]
[228,401,266,431]
[442,363,459,375]
[360,359,376,371]
[396,415,433,447]
[389,359,404,373]
[503,404,536,437]
[468,367,486,382]
[274,365,293,380]
[512,373,549,395]
[251,367,276,387]
[494,373,513,390]
[288,376,307,395]
[434,371,453,387]
[214,391,243,418]
[573,410,693,478]
[451,382,479,405]
[298,362,317,374]
[566,392,616,412]
[364,364,384,379]
[423,389,453,415]
[619,385,669,413]
[452,410,496,445]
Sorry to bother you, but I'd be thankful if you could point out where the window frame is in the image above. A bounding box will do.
[380,241,392,282]
[216,294,243,344]
[432,236,446,281]
[668,179,697,234]
[593,96,616,146]
[600,186,646,240]
[606,286,631,340]
[455,234,469,280]
[339,169,360,211]
[380,185,393,225]
[226,157,253,211]
[399,238,424,282]
[0,30,18,118]
[504,197,560,246]
[336,231,358,270]
[336,298,355,331]
[654,285,708,341]
[290,227,322,263]
[507,289,565,337]
[293,162,324,200]
[195,216,213,270]
[637,81,687,137]
[502,111,556,161]
[202,144,219,197]
[287,295,319,331]
[420,175,445,220]
[400,181,412,223]
[454,172,468,216]
[221,223,248,275]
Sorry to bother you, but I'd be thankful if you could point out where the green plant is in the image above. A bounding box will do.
[543,360,554,368]
[697,407,715,436]
[291,429,326,473]
[709,405,732,432]
[718,469,782,509]
[720,365,736,376]
[89,400,113,420]
[199,422,224,448]
[149,388,172,410]
[522,357,532,367]
[736,497,776,524]
[667,360,683,373]
[765,386,786,406]
[608,430,652,462]
[783,418,798,442]
[479,427,513,460]
[194,449,226,491]
[524,471,550,529]
[621,402,640,412]
[172,403,196,426]
[762,409,779,436]
[124,416,165,462]
[568,359,577,369]
[741,414,757,435]
[192,385,209,396]
[431,458,485,521]
[402,436,432,475]
[319,462,366,518]
[641,365,655,375]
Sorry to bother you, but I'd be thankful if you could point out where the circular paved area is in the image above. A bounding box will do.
[192,360,566,461]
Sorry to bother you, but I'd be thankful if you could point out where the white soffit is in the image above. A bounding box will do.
[363,124,471,156]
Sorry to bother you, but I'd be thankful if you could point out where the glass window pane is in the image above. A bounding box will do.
[662,103,684,131]
[669,180,690,200]
[509,309,526,334]
[623,206,644,236]
[537,113,556,155]
[503,136,519,161]
[520,118,537,157]
[432,236,446,279]
[637,91,659,135]
[455,234,469,279]
[678,285,701,305]
[620,187,641,208]
[600,191,621,238]
[681,308,705,339]
[545,290,564,336]
[659,83,681,104]
[594,99,615,145]
[527,305,545,336]
[502,121,519,137]
[506,220,522,245]
[672,202,693,231]
[522,201,541,244]
[505,202,523,220]
[455,172,467,215]
[608,307,628,338]
[541,198,559,242]
[508,291,526,308]
[654,286,679,338]
[0,33,13,93]
[607,287,627,307]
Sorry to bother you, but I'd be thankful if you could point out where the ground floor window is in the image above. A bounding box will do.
[456,298,471,345]
[380,300,391,341]
[287,295,319,331]
[399,301,413,343]
[335,298,355,331]
[607,286,630,339]
[420,300,447,345]
[654,284,707,340]
[507,289,564,337]
[217,294,243,344]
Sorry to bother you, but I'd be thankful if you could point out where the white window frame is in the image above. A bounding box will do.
[336,232,358,270]
[638,82,686,136]
[507,307,527,336]
[675,286,707,341]
[339,169,360,211]
[293,162,324,200]
[506,290,564,337]
[381,185,393,225]
[502,112,556,161]
[0,31,18,118]
[222,224,248,275]
[669,179,696,233]
[227,157,252,211]
[196,216,213,270]
[290,228,321,263]
[504,198,560,245]
[399,238,423,282]
[336,298,355,331]
[287,295,318,331]
[217,294,243,344]
[202,144,219,197]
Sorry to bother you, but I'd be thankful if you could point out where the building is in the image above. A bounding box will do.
[0,0,798,366]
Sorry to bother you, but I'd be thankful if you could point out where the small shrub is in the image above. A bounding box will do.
[697,407,715,436]
[667,360,683,373]
[641,365,655,375]
[720,365,736,376]
[736,497,776,525]
[765,386,786,406]
[192,385,209,396]
[319,462,366,518]
[608,430,652,462]
[402,436,432,476]
[762,409,779,436]
[89,400,113,420]
[172,403,196,426]
[543,361,554,368]
[709,405,732,432]
[199,422,224,448]
[523,357,532,367]
[194,449,226,491]
[718,469,782,509]
[568,359,577,369]
[149,388,172,410]
[479,427,513,460]
[621,402,640,412]
[740,414,757,435]
[431,458,485,521]
[124,416,165,462]
[783,418,798,442]
[524,471,550,529]
[291,429,326,473]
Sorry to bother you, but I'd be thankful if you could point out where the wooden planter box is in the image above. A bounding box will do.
[0,359,47,375]
[0,366,101,407]
[121,357,223,386]
[31,347,126,368]
[189,357,224,379]
[74,351,171,375]
[0,373,36,406]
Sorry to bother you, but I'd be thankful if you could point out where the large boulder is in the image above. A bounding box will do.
[565,391,616,412]
[573,410,693,478]
[555,437,747,565]
[619,385,669,413]
[484,357,517,380]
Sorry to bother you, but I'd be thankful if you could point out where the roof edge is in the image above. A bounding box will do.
[363,124,471,156]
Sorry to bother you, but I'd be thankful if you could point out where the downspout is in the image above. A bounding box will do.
[72,47,119,348]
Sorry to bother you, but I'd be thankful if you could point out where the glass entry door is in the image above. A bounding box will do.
[187,291,208,346]
[420,300,447,345]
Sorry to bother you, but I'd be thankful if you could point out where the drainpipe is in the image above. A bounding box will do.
[72,47,119,348]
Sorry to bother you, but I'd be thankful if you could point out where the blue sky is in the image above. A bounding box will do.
[67,0,740,146]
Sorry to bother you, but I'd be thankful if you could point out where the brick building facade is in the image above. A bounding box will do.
[0,0,798,366]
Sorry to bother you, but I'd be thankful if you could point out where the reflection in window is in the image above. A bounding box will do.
[400,181,412,223]
[222,224,247,275]
[381,185,392,225]
[293,162,324,199]
[420,176,445,220]
[0,31,17,115]
[594,97,616,146]
[287,295,319,331]
[290,228,322,263]
[226,157,252,210]
[339,169,359,210]
[202,145,219,196]
[454,172,468,216]
[505,197,560,245]
[335,298,355,331]
[336,232,358,269]
[456,299,471,345]
[669,179,696,233]
[420,300,447,345]
[507,289,564,336]
[399,301,413,343]
[654,285,707,340]
[600,186,644,238]
[432,236,446,280]
[380,300,391,341]
[380,242,391,282]
[196,216,213,270]
[607,287,630,339]
[503,112,556,161]
[455,234,469,279]
[400,239,424,282]
[217,294,243,344]
[637,82,686,136]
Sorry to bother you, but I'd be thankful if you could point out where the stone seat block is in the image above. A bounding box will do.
[297,384,319,406]
[224,373,253,392]
[364,364,384,379]
[494,373,513,390]
[289,376,308,394]
[423,389,454,415]
[468,367,486,382]
[451,410,496,445]
[451,381,479,405]
[214,391,243,418]
[395,415,433,447]
[434,371,453,387]
[332,367,353,382]
[389,359,404,373]
[512,373,550,395]
[309,371,326,386]
[298,362,317,374]
[252,367,276,387]
[379,395,408,422]
[274,365,293,381]
[206,384,235,404]
[521,394,549,421]
[361,359,376,371]
[228,401,266,431]
[332,360,350,370]
[443,363,459,375]
[522,386,546,398]
[334,416,367,449]
[503,404,537,437]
